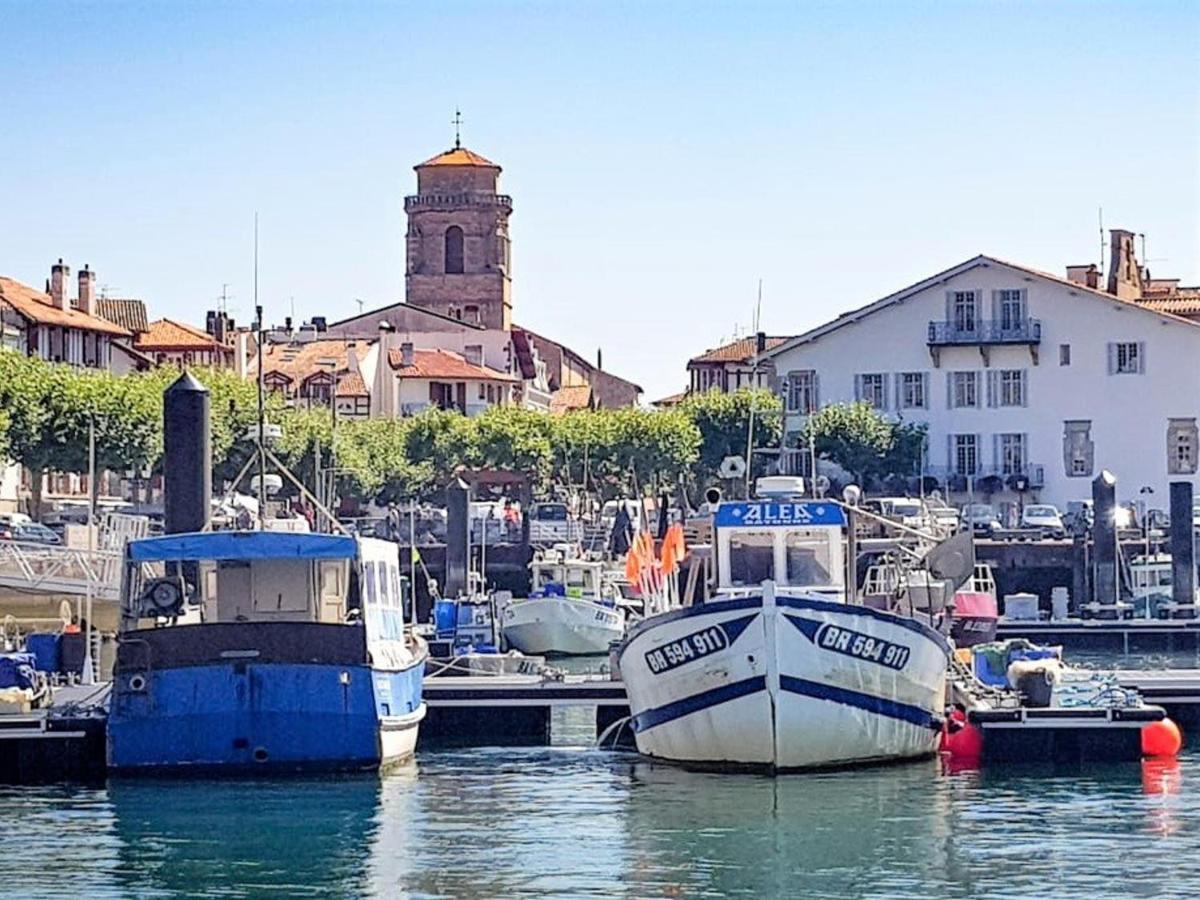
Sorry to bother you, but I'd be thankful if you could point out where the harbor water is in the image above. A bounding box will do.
[3,715,1199,899]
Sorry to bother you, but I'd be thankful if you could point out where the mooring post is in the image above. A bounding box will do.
[1170,481,1196,619]
[1092,470,1118,611]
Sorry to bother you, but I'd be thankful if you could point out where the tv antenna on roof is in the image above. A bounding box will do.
[218,283,233,314]
[355,297,364,314]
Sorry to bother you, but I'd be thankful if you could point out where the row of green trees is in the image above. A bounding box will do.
[0,352,927,514]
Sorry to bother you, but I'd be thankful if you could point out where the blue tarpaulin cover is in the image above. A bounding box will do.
[127,531,358,563]
[0,653,38,690]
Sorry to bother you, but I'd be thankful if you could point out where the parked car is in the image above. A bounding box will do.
[1020,504,1065,539]
[877,497,929,532]
[962,503,1002,537]
[928,505,961,534]
[6,522,62,545]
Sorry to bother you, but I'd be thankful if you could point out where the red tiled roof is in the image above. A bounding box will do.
[549,384,593,414]
[96,297,148,334]
[335,372,368,397]
[260,338,372,384]
[135,318,232,353]
[689,336,789,365]
[651,391,689,407]
[1138,296,1200,316]
[416,146,499,169]
[0,276,131,337]
[388,347,516,382]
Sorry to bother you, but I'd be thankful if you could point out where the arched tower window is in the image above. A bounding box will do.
[445,226,464,274]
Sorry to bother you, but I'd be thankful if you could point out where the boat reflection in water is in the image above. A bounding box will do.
[108,773,404,896]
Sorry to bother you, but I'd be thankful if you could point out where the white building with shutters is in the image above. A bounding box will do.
[759,251,1200,512]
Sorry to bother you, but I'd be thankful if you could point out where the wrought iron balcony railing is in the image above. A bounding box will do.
[927,318,1041,346]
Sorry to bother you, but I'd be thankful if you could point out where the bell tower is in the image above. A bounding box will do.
[404,138,513,330]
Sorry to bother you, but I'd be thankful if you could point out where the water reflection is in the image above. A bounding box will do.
[109,774,389,897]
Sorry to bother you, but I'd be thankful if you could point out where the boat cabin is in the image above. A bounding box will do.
[713,500,846,597]
[529,557,611,604]
[119,531,407,631]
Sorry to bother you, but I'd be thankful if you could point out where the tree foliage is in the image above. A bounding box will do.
[679,388,782,493]
[799,401,928,487]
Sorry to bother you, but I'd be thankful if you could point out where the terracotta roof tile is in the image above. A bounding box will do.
[135,318,232,353]
[259,338,373,384]
[335,372,368,397]
[1138,296,1200,316]
[416,146,499,169]
[689,336,789,365]
[96,297,148,334]
[651,391,689,407]
[0,276,131,337]
[387,347,516,382]
[549,384,593,414]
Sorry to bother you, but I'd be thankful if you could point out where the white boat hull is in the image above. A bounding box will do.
[502,597,624,656]
[618,587,949,770]
[378,704,426,768]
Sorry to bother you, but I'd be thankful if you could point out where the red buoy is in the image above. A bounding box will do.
[1142,718,1183,758]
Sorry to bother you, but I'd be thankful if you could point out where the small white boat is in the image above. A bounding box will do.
[618,490,950,772]
[501,552,625,656]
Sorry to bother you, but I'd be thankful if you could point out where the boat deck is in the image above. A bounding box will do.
[997,616,1200,652]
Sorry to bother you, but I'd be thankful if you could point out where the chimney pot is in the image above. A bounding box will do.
[49,260,70,310]
[756,331,766,354]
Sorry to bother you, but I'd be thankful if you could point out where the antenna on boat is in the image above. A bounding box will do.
[254,212,267,530]
[744,279,763,498]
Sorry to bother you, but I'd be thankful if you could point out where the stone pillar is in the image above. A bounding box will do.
[1092,470,1118,608]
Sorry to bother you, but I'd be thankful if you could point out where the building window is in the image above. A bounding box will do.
[786,370,817,413]
[855,373,887,409]
[997,433,1027,475]
[1167,419,1199,475]
[1063,420,1094,478]
[898,372,927,410]
[951,434,979,476]
[990,369,1026,407]
[1059,344,1071,366]
[949,371,979,409]
[445,226,464,274]
[464,305,480,324]
[995,289,1025,331]
[1108,341,1144,374]
[950,291,978,333]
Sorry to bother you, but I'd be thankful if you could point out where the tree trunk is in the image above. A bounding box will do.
[29,468,44,522]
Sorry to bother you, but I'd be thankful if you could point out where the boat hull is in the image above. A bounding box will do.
[617,590,949,771]
[502,597,624,656]
[107,623,425,773]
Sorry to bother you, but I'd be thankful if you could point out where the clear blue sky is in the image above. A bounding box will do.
[2,1,1197,399]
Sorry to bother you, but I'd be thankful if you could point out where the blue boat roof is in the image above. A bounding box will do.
[127,531,359,563]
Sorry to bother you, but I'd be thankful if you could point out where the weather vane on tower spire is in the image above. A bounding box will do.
[452,108,463,149]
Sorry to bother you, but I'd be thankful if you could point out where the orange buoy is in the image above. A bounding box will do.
[1142,718,1183,758]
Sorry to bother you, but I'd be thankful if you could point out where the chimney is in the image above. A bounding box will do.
[346,343,360,375]
[312,316,327,333]
[755,331,767,354]
[77,266,96,315]
[214,312,228,344]
[206,310,217,335]
[49,259,69,310]
[1066,264,1100,290]
[1106,229,1143,300]
[374,321,397,418]
[400,341,415,367]
[596,347,603,371]
[284,316,293,334]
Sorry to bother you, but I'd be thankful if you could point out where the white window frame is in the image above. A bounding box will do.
[997,433,1027,476]
[856,373,887,410]
[951,434,979,476]
[950,371,979,409]
[898,372,927,410]
[1109,341,1145,375]
[786,370,818,414]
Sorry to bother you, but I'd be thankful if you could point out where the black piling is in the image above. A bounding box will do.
[163,372,211,535]
[1092,470,1118,607]
[1170,481,1195,616]
[445,478,468,598]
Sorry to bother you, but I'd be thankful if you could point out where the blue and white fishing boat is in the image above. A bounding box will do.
[107,531,427,772]
[617,490,950,771]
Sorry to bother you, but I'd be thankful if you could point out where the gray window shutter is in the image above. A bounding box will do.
[894,374,903,410]
[986,371,997,408]
[854,374,863,401]
[1107,342,1117,375]
[1021,370,1029,407]
[975,433,983,474]
[947,433,954,470]
[1138,341,1146,374]
[812,372,820,412]
[1021,432,1029,469]
[881,374,890,410]
[945,291,953,323]
[922,372,930,409]
[946,372,953,408]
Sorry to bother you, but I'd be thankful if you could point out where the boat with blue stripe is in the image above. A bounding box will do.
[107,530,427,773]
[617,485,950,771]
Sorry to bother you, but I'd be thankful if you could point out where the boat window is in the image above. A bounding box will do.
[727,532,776,586]
[363,561,378,606]
[785,529,835,587]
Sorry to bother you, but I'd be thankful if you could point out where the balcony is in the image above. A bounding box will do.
[926,318,1041,366]
[404,192,513,213]
[926,463,1046,492]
